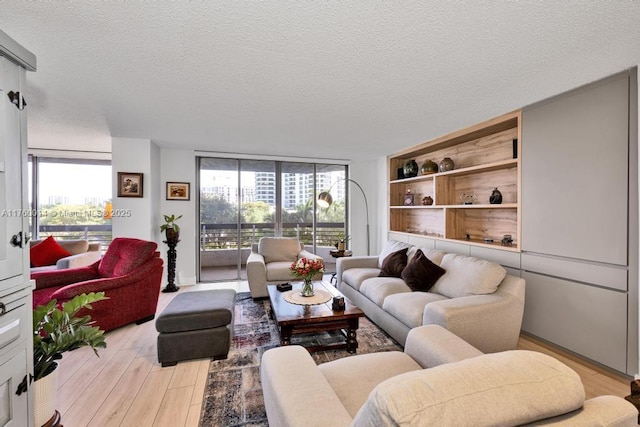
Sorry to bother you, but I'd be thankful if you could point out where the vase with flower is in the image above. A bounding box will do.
[289,257,325,297]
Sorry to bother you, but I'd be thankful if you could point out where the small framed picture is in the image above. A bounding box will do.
[166,182,190,201]
[117,172,143,198]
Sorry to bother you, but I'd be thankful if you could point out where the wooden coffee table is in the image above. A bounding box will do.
[267,281,364,353]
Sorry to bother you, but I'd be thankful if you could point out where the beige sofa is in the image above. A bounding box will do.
[30,238,101,273]
[261,325,637,426]
[336,240,525,353]
[246,237,324,298]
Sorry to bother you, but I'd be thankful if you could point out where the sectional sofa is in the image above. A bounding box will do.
[261,325,637,426]
[336,240,525,353]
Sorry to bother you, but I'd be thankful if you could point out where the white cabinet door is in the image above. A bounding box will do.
[0,57,25,283]
[521,72,630,265]
[0,347,28,427]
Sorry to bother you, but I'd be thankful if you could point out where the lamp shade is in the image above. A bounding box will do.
[317,191,333,208]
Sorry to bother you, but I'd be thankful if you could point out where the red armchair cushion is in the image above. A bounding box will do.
[98,238,158,277]
[30,236,72,267]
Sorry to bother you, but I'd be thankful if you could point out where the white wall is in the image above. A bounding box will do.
[348,159,383,256]
[159,148,197,284]
[111,138,159,241]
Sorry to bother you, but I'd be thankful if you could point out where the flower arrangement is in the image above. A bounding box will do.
[289,257,325,297]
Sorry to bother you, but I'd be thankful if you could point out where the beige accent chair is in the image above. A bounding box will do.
[246,237,324,298]
[261,325,637,426]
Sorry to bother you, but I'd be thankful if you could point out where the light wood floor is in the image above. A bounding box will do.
[57,281,633,427]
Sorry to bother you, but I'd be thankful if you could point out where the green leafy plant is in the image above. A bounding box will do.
[33,292,108,381]
[160,214,182,233]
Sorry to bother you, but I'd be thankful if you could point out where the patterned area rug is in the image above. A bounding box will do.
[199,292,401,426]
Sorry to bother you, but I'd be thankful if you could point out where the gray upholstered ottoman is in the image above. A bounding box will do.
[156,289,236,367]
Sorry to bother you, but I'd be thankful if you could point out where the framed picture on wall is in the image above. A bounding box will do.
[117,172,143,198]
[166,182,190,201]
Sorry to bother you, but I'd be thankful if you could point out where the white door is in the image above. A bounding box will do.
[0,57,26,283]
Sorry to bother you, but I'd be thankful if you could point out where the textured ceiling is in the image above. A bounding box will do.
[1,1,639,161]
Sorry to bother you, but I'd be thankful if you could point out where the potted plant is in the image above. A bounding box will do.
[335,234,350,252]
[31,292,108,426]
[160,214,182,241]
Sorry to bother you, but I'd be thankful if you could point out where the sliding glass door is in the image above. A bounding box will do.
[198,157,346,282]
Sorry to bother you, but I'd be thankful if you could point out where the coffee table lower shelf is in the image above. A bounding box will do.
[277,318,360,353]
[267,281,364,354]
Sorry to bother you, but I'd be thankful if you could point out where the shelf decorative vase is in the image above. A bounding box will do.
[420,160,438,175]
[301,278,314,297]
[403,160,419,178]
[439,157,454,172]
[489,187,503,204]
[460,193,476,205]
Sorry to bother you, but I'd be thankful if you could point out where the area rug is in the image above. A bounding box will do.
[199,292,401,426]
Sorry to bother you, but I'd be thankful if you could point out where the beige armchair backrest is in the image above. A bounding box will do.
[258,237,303,263]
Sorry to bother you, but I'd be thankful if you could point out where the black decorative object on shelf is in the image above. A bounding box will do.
[512,139,518,159]
[421,195,433,206]
[489,187,503,204]
[397,167,405,180]
[501,234,513,246]
[403,160,419,178]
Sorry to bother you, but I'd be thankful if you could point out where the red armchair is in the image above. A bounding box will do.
[31,238,164,332]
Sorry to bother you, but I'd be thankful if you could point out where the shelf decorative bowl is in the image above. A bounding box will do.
[460,193,476,205]
[420,160,439,175]
[403,160,419,178]
[439,157,455,172]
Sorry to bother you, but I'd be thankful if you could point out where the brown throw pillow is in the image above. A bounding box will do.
[401,249,446,292]
[379,248,409,278]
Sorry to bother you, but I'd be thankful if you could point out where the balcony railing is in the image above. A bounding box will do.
[199,222,345,250]
[37,224,112,249]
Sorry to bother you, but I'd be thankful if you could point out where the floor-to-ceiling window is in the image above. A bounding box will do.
[28,156,113,248]
[198,157,347,282]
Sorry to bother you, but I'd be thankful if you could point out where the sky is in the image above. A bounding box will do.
[33,163,112,205]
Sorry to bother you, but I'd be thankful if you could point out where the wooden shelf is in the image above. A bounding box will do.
[445,203,518,209]
[388,110,521,251]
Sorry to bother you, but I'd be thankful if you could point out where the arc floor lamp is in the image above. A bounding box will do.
[317,178,370,256]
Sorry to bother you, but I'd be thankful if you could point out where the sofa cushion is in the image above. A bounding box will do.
[265,261,296,281]
[58,239,90,255]
[430,253,507,298]
[319,351,422,418]
[382,291,448,328]
[259,237,301,264]
[378,240,412,268]
[401,249,446,292]
[352,350,585,427]
[342,268,381,291]
[378,248,409,278]
[98,238,158,277]
[406,246,445,266]
[30,236,72,267]
[360,277,410,306]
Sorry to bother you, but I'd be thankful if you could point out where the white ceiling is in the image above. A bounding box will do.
[1,1,639,161]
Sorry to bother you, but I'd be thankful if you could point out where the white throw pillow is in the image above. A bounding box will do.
[430,253,506,298]
[406,246,445,266]
[378,240,412,268]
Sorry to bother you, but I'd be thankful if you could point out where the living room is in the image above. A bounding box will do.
[2,2,640,426]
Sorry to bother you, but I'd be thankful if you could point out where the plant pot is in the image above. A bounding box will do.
[337,242,346,252]
[165,228,180,242]
[33,368,58,427]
